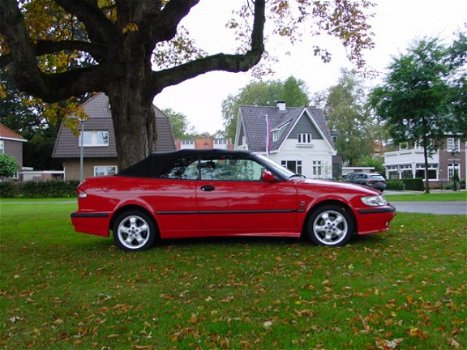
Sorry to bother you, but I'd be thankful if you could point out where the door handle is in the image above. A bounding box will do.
[201,185,215,192]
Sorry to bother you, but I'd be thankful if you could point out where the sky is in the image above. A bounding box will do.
[154,0,467,135]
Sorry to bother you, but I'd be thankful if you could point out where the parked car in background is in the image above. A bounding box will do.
[345,173,387,192]
[72,150,395,251]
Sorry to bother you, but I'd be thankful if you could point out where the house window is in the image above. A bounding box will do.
[94,166,118,176]
[415,163,438,180]
[447,138,460,152]
[79,131,109,147]
[180,139,195,149]
[297,133,312,144]
[0,140,4,154]
[400,164,413,179]
[313,160,322,177]
[447,163,460,180]
[281,160,302,175]
[272,130,279,142]
[213,138,228,149]
[214,138,227,145]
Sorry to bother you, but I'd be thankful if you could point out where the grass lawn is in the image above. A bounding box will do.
[384,191,466,202]
[0,199,465,349]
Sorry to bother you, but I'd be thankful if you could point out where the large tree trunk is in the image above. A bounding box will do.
[107,89,157,170]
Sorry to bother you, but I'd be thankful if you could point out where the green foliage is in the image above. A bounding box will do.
[386,179,405,191]
[0,181,16,197]
[0,180,79,198]
[163,108,197,140]
[402,178,424,191]
[323,69,377,166]
[370,35,467,192]
[0,200,465,349]
[356,155,384,174]
[0,154,18,178]
[222,76,309,140]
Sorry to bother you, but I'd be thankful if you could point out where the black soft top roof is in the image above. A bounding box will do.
[118,149,253,178]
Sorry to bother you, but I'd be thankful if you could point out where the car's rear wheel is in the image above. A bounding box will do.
[307,205,354,247]
[113,210,156,252]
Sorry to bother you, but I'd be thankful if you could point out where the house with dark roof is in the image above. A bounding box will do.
[52,93,175,180]
[0,123,27,177]
[235,101,337,179]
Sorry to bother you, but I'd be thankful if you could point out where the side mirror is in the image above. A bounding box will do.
[261,170,278,182]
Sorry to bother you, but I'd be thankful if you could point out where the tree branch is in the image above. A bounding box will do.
[0,0,48,94]
[151,0,200,43]
[35,40,106,62]
[153,0,265,91]
[54,0,116,44]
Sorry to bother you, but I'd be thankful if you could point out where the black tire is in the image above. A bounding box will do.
[112,210,157,252]
[306,205,354,247]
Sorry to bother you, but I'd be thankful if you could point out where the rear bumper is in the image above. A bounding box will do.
[355,205,396,235]
[71,212,111,237]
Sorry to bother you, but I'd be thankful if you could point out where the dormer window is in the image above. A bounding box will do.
[79,131,109,147]
[272,130,279,142]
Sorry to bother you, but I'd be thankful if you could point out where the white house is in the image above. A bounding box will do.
[234,101,337,179]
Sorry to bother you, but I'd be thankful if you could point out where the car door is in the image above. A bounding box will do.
[195,155,299,236]
[146,156,202,238]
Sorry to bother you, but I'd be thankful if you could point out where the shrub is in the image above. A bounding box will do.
[20,181,79,198]
[0,181,18,198]
[403,178,424,191]
[386,179,405,191]
[0,154,18,178]
[0,181,79,198]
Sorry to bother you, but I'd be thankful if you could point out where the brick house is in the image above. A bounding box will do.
[52,93,175,180]
[384,136,466,186]
[0,123,27,177]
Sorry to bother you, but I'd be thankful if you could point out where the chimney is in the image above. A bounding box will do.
[276,100,286,111]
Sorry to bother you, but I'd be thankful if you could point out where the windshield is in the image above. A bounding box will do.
[254,154,296,179]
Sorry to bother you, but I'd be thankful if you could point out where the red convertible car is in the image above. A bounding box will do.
[72,150,395,251]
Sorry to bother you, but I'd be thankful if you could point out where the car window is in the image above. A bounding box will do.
[160,157,199,179]
[199,157,264,181]
[370,175,385,181]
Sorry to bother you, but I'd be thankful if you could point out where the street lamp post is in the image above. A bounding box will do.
[79,120,84,182]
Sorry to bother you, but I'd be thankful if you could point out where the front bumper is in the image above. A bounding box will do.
[355,205,396,235]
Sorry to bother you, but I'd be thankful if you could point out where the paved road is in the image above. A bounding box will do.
[390,201,467,215]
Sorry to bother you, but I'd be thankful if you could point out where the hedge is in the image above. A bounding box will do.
[0,181,79,198]
[386,179,405,191]
[403,178,424,191]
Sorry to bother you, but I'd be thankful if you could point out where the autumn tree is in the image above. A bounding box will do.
[1,0,375,168]
[370,35,466,193]
[222,76,310,140]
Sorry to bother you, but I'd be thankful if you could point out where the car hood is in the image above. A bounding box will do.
[297,178,381,195]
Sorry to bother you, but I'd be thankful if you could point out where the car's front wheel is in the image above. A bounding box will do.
[306,205,354,247]
[113,210,156,252]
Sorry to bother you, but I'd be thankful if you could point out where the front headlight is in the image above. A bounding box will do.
[361,195,387,207]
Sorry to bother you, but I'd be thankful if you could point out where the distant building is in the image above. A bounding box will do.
[384,136,465,186]
[0,123,27,178]
[52,93,175,180]
[234,101,337,179]
[175,134,234,150]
